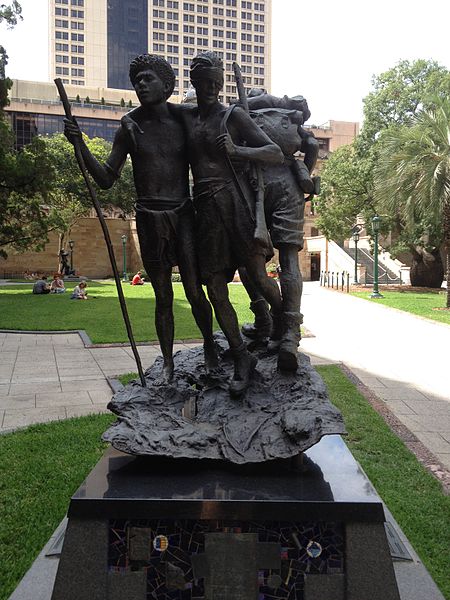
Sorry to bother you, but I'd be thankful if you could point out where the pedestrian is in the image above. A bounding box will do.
[50,272,66,294]
[70,281,88,300]
[32,276,51,295]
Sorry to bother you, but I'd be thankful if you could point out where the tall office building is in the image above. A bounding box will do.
[49,0,272,103]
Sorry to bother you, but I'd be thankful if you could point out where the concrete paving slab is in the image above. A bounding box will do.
[88,390,113,405]
[375,387,429,402]
[382,399,417,415]
[435,453,450,470]
[60,379,112,393]
[35,391,92,408]
[413,432,450,454]
[0,395,35,409]
[0,384,10,397]
[2,407,66,428]
[59,374,108,382]
[400,414,450,433]
[9,382,62,395]
[403,400,450,414]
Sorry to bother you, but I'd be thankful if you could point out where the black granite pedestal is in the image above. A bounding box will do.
[51,436,400,600]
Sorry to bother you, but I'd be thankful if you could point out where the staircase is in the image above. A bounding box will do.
[344,247,402,284]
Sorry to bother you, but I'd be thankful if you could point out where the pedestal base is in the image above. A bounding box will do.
[51,436,400,600]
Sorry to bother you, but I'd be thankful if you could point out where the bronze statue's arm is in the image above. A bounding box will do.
[64,119,127,189]
[217,107,283,165]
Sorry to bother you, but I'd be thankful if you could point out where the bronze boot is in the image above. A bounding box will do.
[277,311,302,372]
[241,298,272,340]
[229,344,257,396]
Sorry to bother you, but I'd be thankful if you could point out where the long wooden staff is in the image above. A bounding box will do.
[232,62,270,248]
[54,78,146,388]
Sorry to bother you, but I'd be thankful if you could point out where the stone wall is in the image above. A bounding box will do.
[1,218,142,278]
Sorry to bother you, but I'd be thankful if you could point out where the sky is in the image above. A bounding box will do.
[2,0,450,125]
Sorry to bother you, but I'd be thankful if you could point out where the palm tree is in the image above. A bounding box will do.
[375,96,450,307]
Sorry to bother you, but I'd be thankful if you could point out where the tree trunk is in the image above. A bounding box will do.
[409,246,444,288]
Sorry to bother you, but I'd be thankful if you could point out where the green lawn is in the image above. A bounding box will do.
[0,281,254,343]
[351,289,450,325]
[1,367,448,599]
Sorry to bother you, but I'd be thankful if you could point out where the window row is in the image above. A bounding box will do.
[56,0,84,4]
[55,20,84,29]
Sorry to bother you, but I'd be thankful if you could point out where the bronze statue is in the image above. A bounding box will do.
[237,91,320,370]
[177,51,285,395]
[64,54,218,384]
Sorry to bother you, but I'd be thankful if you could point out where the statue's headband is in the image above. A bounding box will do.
[190,65,224,84]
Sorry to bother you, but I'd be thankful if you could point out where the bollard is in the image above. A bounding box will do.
[347,272,350,293]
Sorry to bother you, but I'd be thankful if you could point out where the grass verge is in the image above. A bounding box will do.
[317,365,449,598]
[0,367,448,599]
[350,289,450,325]
[0,281,254,344]
[0,414,114,600]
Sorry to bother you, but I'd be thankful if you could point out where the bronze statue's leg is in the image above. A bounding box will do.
[243,254,283,316]
[206,272,256,395]
[177,220,218,372]
[146,264,175,383]
[277,243,302,371]
[238,267,272,339]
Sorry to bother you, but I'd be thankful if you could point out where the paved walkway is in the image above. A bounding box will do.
[300,282,450,469]
[1,282,450,471]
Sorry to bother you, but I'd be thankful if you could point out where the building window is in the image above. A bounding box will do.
[55,43,69,51]
[153,43,165,52]
[56,0,69,4]
[55,19,68,27]
[153,31,165,40]
[153,0,164,4]
[56,55,69,63]
[55,7,68,16]
[153,20,165,28]
[197,4,208,11]
[183,2,194,9]
[55,66,69,75]
[197,16,208,23]
[71,44,84,53]
[71,21,84,29]
[183,35,194,44]
[167,45,179,53]
[56,31,69,39]
[71,0,84,5]
[167,1,178,7]
[183,24,194,32]
[153,9,164,17]
[70,9,84,17]
[226,20,236,28]
[213,7,223,14]
[167,22,179,30]
[197,26,208,34]
[71,56,84,64]
[213,18,224,26]
[71,32,84,41]
[167,11,178,19]
[183,14,194,21]
[71,68,84,77]
[226,30,236,38]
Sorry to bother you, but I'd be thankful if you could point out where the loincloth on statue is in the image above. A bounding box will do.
[193,178,270,283]
[135,197,193,268]
[261,163,305,249]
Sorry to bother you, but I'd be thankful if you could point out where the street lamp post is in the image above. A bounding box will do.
[370,216,383,298]
[121,235,128,282]
[352,227,360,284]
[68,239,74,275]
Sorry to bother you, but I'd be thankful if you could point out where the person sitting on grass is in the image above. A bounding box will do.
[131,270,145,285]
[70,280,88,300]
[50,272,66,294]
[32,275,51,295]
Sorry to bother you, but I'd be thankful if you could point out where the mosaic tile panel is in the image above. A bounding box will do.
[108,519,344,600]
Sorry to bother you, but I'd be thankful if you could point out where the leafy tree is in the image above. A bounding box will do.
[315,143,378,242]
[0,127,55,258]
[316,59,450,286]
[0,2,57,259]
[31,133,135,258]
[0,1,22,27]
[358,59,450,153]
[375,97,450,303]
